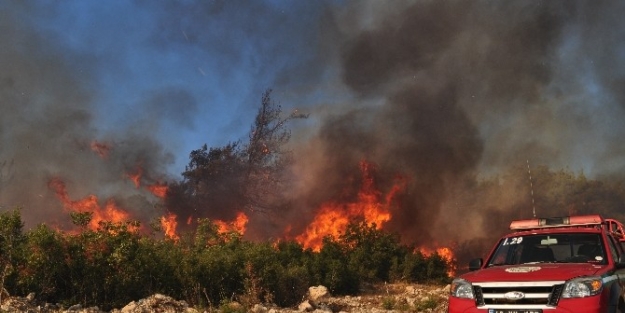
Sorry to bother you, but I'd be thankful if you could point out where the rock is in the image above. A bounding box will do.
[67,303,82,311]
[315,303,333,312]
[119,301,138,313]
[0,283,452,313]
[251,303,268,313]
[117,294,190,313]
[308,285,330,302]
[2,298,28,312]
[153,294,169,301]
[298,299,315,311]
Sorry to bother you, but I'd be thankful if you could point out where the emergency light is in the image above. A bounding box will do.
[509,215,604,231]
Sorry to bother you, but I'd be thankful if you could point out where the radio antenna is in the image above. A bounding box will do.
[526,160,536,218]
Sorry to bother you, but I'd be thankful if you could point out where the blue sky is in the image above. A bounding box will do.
[0,1,351,227]
[7,1,340,174]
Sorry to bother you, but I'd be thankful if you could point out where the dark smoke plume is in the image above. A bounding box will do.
[3,1,625,268]
[286,0,625,256]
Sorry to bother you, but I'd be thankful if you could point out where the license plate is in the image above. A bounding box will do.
[488,309,543,313]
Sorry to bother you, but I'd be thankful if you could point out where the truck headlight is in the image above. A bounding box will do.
[561,276,603,298]
[451,278,475,299]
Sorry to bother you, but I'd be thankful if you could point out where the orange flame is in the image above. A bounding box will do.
[126,164,168,198]
[48,177,130,231]
[160,212,179,241]
[90,140,111,159]
[146,182,168,198]
[418,246,457,277]
[215,211,249,235]
[295,160,406,252]
[126,166,142,188]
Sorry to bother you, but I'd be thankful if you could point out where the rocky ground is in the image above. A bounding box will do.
[0,283,450,313]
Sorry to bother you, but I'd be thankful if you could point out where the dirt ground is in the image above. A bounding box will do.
[0,283,451,313]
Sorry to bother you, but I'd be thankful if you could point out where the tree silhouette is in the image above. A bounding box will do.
[242,89,308,212]
[167,89,307,223]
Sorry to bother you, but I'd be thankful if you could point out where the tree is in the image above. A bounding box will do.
[18,224,67,302]
[0,209,25,302]
[241,89,308,212]
[169,89,307,221]
[176,142,246,220]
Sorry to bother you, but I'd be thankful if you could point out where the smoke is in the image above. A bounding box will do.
[0,4,174,228]
[0,1,336,231]
[3,0,625,267]
[286,0,625,252]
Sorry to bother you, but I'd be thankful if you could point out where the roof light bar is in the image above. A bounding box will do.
[510,215,604,230]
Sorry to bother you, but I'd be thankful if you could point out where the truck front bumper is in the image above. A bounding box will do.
[448,296,607,313]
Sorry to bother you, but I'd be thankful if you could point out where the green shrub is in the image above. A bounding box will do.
[381,296,396,310]
[16,224,66,302]
[339,221,407,282]
[0,211,452,309]
[314,237,360,295]
[414,296,443,311]
[0,211,25,307]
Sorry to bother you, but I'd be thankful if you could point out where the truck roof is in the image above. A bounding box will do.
[507,226,603,238]
[507,214,625,241]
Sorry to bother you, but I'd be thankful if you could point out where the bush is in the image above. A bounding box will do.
[0,211,452,309]
[16,224,67,302]
[414,295,444,311]
[0,209,26,302]
[339,222,407,282]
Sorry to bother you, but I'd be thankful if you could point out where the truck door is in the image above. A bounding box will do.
[606,235,625,313]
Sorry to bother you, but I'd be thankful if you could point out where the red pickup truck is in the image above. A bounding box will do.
[448,215,625,313]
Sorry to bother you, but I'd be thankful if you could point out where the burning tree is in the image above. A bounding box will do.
[243,89,308,212]
[166,90,307,232]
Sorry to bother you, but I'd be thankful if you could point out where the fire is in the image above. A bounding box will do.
[295,160,406,252]
[90,140,111,159]
[95,199,132,229]
[48,177,130,231]
[215,211,249,235]
[126,166,142,188]
[418,246,457,277]
[125,164,169,198]
[295,205,350,251]
[146,182,168,198]
[160,212,179,240]
[158,212,248,241]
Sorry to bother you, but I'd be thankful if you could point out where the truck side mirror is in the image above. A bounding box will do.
[469,258,483,271]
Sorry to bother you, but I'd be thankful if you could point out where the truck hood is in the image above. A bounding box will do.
[461,263,606,283]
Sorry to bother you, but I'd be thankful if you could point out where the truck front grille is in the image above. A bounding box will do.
[473,282,564,308]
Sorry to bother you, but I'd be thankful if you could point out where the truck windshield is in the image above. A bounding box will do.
[487,233,606,266]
